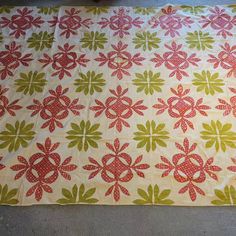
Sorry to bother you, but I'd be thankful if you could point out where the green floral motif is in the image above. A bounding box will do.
[80,31,108,51]
[85,6,109,15]
[66,121,102,151]
[15,71,47,95]
[74,71,105,95]
[37,7,59,14]
[57,184,98,204]
[212,186,236,205]
[192,71,224,95]
[186,31,214,50]
[0,185,19,205]
[0,33,3,43]
[133,184,174,205]
[133,70,164,95]
[229,5,236,13]
[201,120,236,152]
[27,31,54,51]
[134,121,169,152]
[133,32,160,51]
[133,7,156,15]
[181,5,206,14]
[0,121,35,152]
[0,6,13,14]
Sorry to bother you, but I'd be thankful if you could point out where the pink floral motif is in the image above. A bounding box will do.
[153,85,210,133]
[0,7,44,38]
[49,8,92,38]
[208,43,236,78]
[0,85,22,118]
[39,43,89,80]
[0,42,33,80]
[98,8,143,38]
[216,88,236,117]
[148,6,193,37]
[11,138,77,201]
[0,157,5,171]
[95,41,144,80]
[151,42,200,80]
[27,85,84,132]
[156,138,221,201]
[200,6,236,38]
[83,138,149,201]
[227,158,236,173]
[90,85,147,132]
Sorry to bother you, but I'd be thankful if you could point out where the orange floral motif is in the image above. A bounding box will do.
[90,85,147,132]
[27,85,84,132]
[11,138,77,201]
[153,85,210,133]
[156,138,221,201]
[83,138,149,201]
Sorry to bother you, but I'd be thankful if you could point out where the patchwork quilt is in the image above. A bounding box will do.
[0,5,236,205]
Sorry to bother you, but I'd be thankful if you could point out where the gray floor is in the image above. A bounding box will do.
[1,0,236,236]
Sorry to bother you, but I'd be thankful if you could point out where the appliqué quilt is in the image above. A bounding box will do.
[0,5,236,206]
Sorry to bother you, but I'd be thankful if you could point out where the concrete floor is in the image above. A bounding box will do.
[1,0,236,235]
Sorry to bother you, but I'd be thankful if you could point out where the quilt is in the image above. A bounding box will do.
[0,5,236,206]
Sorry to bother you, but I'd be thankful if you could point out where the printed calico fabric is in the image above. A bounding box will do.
[0,5,236,206]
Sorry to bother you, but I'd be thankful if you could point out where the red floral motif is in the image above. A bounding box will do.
[83,138,149,201]
[227,158,236,173]
[151,42,200,80]
[49,8,92,38]
[27,85,84,132]
[200,6,236,38]
[153,85,210,133]
[11,138,77,201]
[216,88,236,117]
[98,8,143,38]
[39,43,89,80]
[0,7,43,38]
[0,42,33,80]
[156,138,221,201]
[208,43,236,78]
[0,157,5,171]
[95,41,144,80]
[0,85,22,118]
[148,6,193,37]
[90,85,147,132]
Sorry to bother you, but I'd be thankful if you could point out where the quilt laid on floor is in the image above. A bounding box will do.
[0,5,236,206]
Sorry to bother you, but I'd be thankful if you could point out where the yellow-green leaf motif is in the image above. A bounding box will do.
[0,6,13,14]
[229,5,236,13]
[74,71,105,95]
[85,7,109,15]
[133,70,164,95]
[0,184,19,205]
[27,31,54,51]
[66,121,102,151]
[15,71,47,95]
[57,184,98,204]
[201,120,236,152]
[212,186,236,205]
[192,70,224,95]
[133,185,174,205]
[134,121,169,152]
[0,121,35,152]
[80,31,108,51]
[181,5,206,14]
[133,7,156,15]
[186,31,214,50]
[133,31,160,51]
[37,7,59,14]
